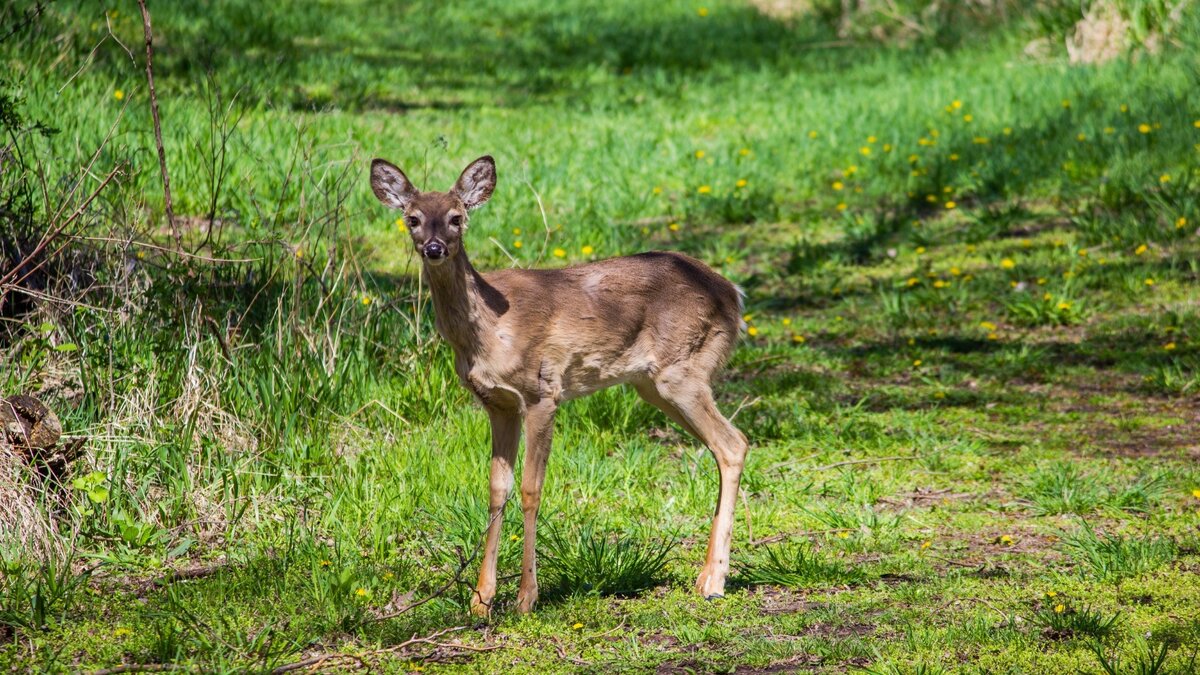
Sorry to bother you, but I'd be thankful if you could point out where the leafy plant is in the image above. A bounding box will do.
[1061,523,1177,581]
[735,541,865,587]
[539,520,676,597]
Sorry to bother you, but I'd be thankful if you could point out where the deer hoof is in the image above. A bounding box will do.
[704,593,725,601]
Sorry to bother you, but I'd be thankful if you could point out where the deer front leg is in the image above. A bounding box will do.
[471,408,521,619]
[516,399,556,614]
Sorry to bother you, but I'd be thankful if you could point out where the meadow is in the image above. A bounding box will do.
[1,0,1199,672]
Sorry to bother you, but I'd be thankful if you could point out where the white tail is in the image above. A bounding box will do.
[370,155,749,615]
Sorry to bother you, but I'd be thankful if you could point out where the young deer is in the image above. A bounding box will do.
[370,155,748,616]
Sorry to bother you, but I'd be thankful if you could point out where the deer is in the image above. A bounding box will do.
[369,155,749,617]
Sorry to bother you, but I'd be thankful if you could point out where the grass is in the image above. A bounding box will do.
[1,0,1200,671]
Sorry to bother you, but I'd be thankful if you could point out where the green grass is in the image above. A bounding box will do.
[2,0,1200,672]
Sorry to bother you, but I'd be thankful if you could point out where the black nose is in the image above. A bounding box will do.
[423,242,446,259]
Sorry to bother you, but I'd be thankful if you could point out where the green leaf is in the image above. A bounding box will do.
[54,343,78,352]
[87,487,109,504]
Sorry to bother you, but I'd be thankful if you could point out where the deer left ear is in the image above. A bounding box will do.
[451,156,496,210]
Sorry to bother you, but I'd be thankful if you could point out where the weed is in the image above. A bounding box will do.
[735,541,866,588]
[539,520,676,598]
[1061,523,1177,581]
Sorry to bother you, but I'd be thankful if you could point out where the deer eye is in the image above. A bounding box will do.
[449,215,463,228]
[405,216,419,229]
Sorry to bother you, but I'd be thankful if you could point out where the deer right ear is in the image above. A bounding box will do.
[370,159,418,210]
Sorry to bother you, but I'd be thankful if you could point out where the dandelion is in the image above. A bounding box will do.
[906,277,919,287]
[361,295,372,306]
[319,559,331,567]
[113,627,132,638]
[1120,104,1129,113]
[581,245,594,255]
[1046,591,1057,598]
[808,130,818,139]
[860,146,871,156]
[792,334,806,344]
[951,100,963,110]
[921,541,932,550]
[945,201,956,210]
[883,143,892,152]
[950,267,961,276]
[396,217,405,229]
[694,150,705,159]
[1057,301,1071,310]
[832,181,844,191]
[355,588,368,598]
[295,247,304,259]
[949,154,960,161]
[836,202,847,211]
[510,533,520,541]
[553,248,566,258]
[383,571,395,580]
[1160,174,1171,183]
[572,622,584,630]
[1000,258,1015,269]
[1135,244,1148,255]
[1195,120,1200,128]
[998,534,1014,545]
[933,280,948,289]
[908,154,919,163]
[513,240,522,249]
[747,326,759,337]
[697,7,708,16]
[735,179,747,188]
[1138,123,1151,133]
[846,165,858,175]
[916,246,926,254]
[135,250,145,260]
[1178,217,1188,228]
[697,185,712,194]
[1054,604,1065,614]
[973,137,989,144]
[781,317,792,326]
[1104,126,1115,134]
[739,147,751,156]
[837,531,850,539]
[1043,292,1052,301]
[1192,489,1200,498]
[1145,278,1155,286]
[114,89,124,101]
[1037,278,1047,285]
[1164,342,1176,351]
[668,223,681,233]
[987,332,998,340]
[1077,133,1086,142]
[980,321,997,331]
[1002,127,1012,135]
[913,359,923,367]
[652,186,662,195]
[963,114,973,122]
[513,227,522,235]
[867,135,877,143]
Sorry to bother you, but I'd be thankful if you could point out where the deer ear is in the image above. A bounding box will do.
[451,156,496,210]
[370,159,418,210]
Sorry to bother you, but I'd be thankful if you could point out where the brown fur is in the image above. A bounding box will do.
[370,156,749,615]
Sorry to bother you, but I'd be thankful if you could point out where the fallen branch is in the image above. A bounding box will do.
[269,625,498,674]
[90,665,192,675]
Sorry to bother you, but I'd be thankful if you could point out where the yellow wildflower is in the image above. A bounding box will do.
[781,318,792,326]
[1057,301,1072,310]
[1135,244,1148,255]
[513,240,522,249]
[1138,123,1151,133]
[513,227,522,235]
[669,222,680,232]
[355,588,368,597]
[998,534,1014,545]
[739,147,751,156]
[572,622,584,630]
[913,359,922,367]
[1054,604,1065,614]
[980,321,997,331]
[1077,133,1086,142]
[114,89,124,101]
[697,185,712,194]
[945,201,956,210]
[1164,342,1176,351]
[808,130,818,139]
[963,114,973,122]
[113,627,132,638]
[832,181,844,191]
[1000,258,1015,269]
[860,146,871,156]
[697,7,708,16]
[951,100,962,109]
[361,295,371,306]
[1192,489,1200,498]
[836,202,847,211]
[1046,591,1057,598]
[1160,174,1171,183]
[735,179,747,188]
[907,277,919,287]
[921,541,932,549]
[581,245,594,255]
[1178,217,1188,228]
[837,531,850,539]
[553,248,566,258]
[694,150,705,159]
[747,326,759,337]
[652,186,662,195]
[1145,278,1155,286]
[792,334,806,344]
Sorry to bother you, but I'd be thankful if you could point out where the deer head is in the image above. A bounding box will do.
[369,155,496,266]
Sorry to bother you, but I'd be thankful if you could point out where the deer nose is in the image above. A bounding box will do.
[423,241,447,259]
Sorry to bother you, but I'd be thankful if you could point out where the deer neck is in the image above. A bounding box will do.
[424,251,495,357]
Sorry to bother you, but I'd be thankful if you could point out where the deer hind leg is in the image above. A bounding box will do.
[471,407,521,618]
[653,365,748,600]
[516,399,556,614]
